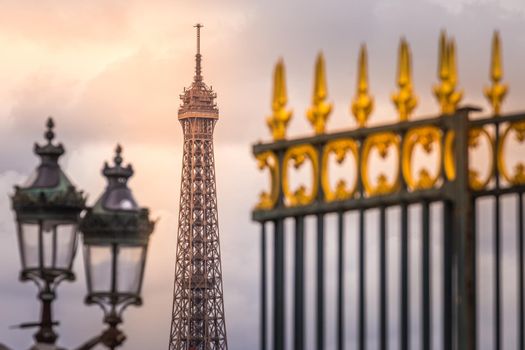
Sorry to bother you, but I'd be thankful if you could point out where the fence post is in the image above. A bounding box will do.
[316,142,325,350]
[261,223,267,350]
[273,148,286,350]
[452,108,477,350]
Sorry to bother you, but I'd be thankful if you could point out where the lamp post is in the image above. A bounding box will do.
[10,118,86,348]
[77,145,155,350]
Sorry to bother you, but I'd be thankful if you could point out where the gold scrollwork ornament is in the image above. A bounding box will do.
[444,130,456,181]
[498,122,525,185]
[443,128,494,190]
[468,128,495,190]
[361,132,400,196]
[282,145,319,206]
[255,151,280,210]
[322,139,359,202]
[402,127,442,190]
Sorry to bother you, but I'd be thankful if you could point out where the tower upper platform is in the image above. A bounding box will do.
[178,24,219,120]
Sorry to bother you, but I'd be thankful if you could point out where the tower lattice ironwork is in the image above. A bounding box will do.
[169,24,228,350]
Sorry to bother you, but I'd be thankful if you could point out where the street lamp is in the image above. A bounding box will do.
[10,118,86,347]
[78,145,155,350]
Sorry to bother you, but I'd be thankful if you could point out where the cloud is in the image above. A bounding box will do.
[0,0,132,48]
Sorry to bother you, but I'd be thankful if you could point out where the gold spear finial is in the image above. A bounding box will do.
[438,31,449,81]
[392,38,418,121]
[484,31,508,115]
[433,31,463,114]
[448,39,459,86]
[266,59,292,141]
[351,44,374,127]
[307,52,333,134]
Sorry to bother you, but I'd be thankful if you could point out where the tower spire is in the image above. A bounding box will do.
[170,24,227,350]
[194,23,203,81]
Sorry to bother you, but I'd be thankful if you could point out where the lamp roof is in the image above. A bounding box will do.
[178,23,219,120]
[94,144,138,213]
[11,117,85,218]
[81,145,155,245]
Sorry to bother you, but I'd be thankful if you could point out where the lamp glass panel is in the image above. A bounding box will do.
[53,223,77,269]
[117,245,144,294]
[40,221,78,270]
[42,227,53,268]
[20,223,40,269]
[87,245,113,293]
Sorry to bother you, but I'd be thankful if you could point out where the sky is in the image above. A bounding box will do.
[0,0,524,349]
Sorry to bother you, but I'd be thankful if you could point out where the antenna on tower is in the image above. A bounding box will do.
[194,23,203,81]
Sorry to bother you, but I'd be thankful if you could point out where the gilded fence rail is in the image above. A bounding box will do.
[252,31,525,350]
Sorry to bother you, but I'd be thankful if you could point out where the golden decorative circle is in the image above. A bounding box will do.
[361,132,400,196]
[497,121,525,185]
[402,127,442,190]
[468,127,494,190]
[321,139,359,202]
[443,128,494,190]
[255,151,280,210]
[282,144,319,206]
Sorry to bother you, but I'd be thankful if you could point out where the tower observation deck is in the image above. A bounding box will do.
[169,24,228,350]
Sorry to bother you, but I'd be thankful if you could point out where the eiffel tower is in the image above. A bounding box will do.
[169,24,228,350]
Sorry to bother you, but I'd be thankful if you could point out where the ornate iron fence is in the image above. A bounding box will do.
[252,31,525,350]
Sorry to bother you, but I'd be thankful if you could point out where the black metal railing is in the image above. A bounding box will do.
[253,31,524,349]
[252,108,525,350]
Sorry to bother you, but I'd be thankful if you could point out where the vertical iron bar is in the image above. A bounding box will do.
[471,196,477,350]
[422,201,431,350]
[493,119,501,350]
[495,195,501,350]
[443,201,453,350]
[356,134,366,350]
[358,209,366,350]
[398,122,409,350]
[519,193,524,350]
[337,211,345,350]
[380,206,387,350]
[401,203,409,350]
[274,219,285,350]
[294,216,305,350]
[261,223,267,350]
[316,213,325,350]
[315,138,326,350]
